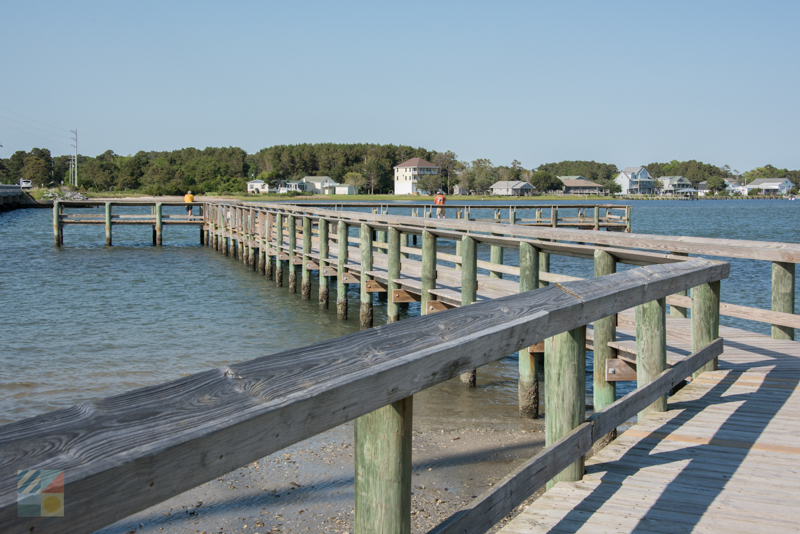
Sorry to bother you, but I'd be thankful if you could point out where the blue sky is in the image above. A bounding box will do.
[1,1,798,173]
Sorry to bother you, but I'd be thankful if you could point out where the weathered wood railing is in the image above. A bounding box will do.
[0,257,727,534]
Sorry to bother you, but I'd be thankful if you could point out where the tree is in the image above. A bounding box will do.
[432,150,459,193]
[707,176,727,194]
[22,155,50,186]
[343,171,366,193]
[529,170,563,193]
[416,172,444,195]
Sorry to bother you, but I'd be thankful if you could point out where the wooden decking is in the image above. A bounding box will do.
[498,323,800,533]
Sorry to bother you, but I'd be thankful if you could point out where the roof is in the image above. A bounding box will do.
[697,181,708,191]
[558,176,587,181]
[746,178,791,186]
[658,176,690,186]
[490,181,533,189]
[562,179,603,188]
[394,157,438,169]
[623,167,646,174]
[247,179,265,184]
[302,176,334,183]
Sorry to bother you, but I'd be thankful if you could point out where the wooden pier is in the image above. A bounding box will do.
[1,200,798,533]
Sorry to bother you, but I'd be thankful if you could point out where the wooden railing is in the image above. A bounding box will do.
[0,257,727,534]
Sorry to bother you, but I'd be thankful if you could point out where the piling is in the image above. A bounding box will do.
[593,206,600,231]
[337,221,348,320]
[360,223,373,330]
[636,297,667,420]
[288,215,297,293]
[460,235,477,387]
[275,213,283,287]
[593,250,617,414]
[319,219,329,309]
[421,230,436,315]
[302,216,312,299]
[545,326,586,490]
[53,201,62,246]
[257,213,266,274]
[265,213,274,278]
[692,280,720,378]
[155,203,163,246]
[387,227,401,323]
[105,203,112,246]
[518,242,540,417]
[772,261,795,340]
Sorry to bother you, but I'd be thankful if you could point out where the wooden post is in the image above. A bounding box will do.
[360,223,373,330]
[509,207,516,225]
[593,250,617,414]
[257,212,266,274]
[301,216,312,299]
[387,227,401,323]
[421,230,436,315]
[593,206,600,231]
[288,215,297,293]
[455,234,462,271]
[636,297,667,420]
[400,232,409,259]
[692,280,720,378]
[625,206,632,232]
[53,201,62,246]
[772,261,795,340]
[248,209,256,269]
[354,397,413,534]
[460,235,477,387]
[490,242,503,279]
[518,242,540,417]
[275,213,283,287]
[539,248,550,288]
[337,221,348,319]
[105,202,112,246]
[265,212,274,278]
[154,203,162,246]
[545,326,586,490]
[670,252,690,317]
[319,219,329,309]
[551,206,558,229]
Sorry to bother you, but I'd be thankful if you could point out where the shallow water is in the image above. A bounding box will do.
[0,199,797,424]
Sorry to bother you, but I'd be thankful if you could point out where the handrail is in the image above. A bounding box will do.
[0,258,728,534]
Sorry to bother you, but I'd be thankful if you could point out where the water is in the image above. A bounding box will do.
[1,200,797,424]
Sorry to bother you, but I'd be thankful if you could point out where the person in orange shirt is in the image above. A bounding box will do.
[434,192,446,218]
[184,190,194,218]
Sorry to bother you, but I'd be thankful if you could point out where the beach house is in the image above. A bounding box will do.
[393,158,439,195]
[615,167,656,195]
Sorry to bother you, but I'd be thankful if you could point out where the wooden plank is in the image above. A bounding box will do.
[606,358,637,381]
[392,289,420,303]
[667,294,800,330]
[342,272,360,284]
[424,300,454,313]
[365,280,387,293]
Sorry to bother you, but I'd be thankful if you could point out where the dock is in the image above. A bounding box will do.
[0,199,797,534]
[0,184,25,211]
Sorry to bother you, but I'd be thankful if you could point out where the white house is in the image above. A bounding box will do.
[489,180,534,196]
[615,167,656,195]
[658,176,693,196]
[393,158,439,195]
[745,178,794,196]
[301,176,339,194]
[334,184,357,195]
[278,180,309,194]
[247,179,268,193]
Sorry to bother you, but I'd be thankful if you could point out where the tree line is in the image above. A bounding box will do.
[1,144,797,195]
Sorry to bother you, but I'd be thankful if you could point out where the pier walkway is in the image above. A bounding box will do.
[497,321,800,533]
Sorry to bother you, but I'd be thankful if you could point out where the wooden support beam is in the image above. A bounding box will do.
[291,255,303,265]
[155,202,163,246]
[424,300,454,313]
[518,241,540,418]
[593,249,617,413]
[421,230,436,315]
[605,358,637,382]
[53,201,62,246]
[319,219,329,309]
[460,235,478,387]
[105,202,112,246]
[670,252,690,317]
[692,280,720,378]
[302,217,312,299]
[288,215,297,293]
[337,221,348,320]
[365,280,387,293]
[275,213,283,287]
[772,261,795,340]
[387,228,401,323]
[392,289,420,303]
[360,223,373,330]
[635,297,667,420]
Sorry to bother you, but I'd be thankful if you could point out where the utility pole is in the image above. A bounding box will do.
[70,129,78,187]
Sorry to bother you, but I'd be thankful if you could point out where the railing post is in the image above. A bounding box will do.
[53,201,62,246]
[302,216,312,299]
[360,223,373,330]
[460,235,477,387]
[155,203,163,246]
[636,297,667,420]
[539,248,550,288]
[288,215,297,293]
[545,325,586,489]
[772,261,795,340]
[387,227,401,323]
[692,280,720,378]
[265,212,274,278]
[337,221,348,319]
[490,242,503,279]
[518,241,540,417]
[248,209,256,269]
[551,206,558,229]
[105,202,112,246]
[509,206,516,225]
[421,230,436,315]
[593,250,617,414]
[625,206,632,232]
[593,206,599,231]
[227,207,234,257]
[319,218,329,309]
[257,212,266,274]
[275,213,283,287]
[354,396,413,534]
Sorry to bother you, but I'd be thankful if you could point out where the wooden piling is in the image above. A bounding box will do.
[545,326,586,490]
[275,213,283,287]
[539,249,550,288]
[636,297,667,420]
[692,280,720,378]
[265,212,274,278]
[105,203,112,246]
[360,223,373,330]
[490,242,503,279]
[772,261,795,340]
[518,242,540,417]
[337,221,348,319]
[319,219,329,309]
[387,227,401,324]
[593,206,600,231]
[354,396,413,534]
[53,201,62,246]
[288,215,297,293]
[421,230,436,315]
[460,235,477,387]
[302,216,312,299]
[593,250,617,413]
[257,213,266,274]
[155,203,163,246]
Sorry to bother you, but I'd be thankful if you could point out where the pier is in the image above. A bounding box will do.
[0,200,797,533]
[0,184,25,211]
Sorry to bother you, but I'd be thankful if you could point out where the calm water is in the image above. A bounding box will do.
[0,200,797,424]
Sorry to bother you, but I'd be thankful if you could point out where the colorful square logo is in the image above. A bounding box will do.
[18,470,64,517]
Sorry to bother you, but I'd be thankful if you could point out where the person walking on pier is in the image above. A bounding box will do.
[434,192,446,218]
[184,190,194,218]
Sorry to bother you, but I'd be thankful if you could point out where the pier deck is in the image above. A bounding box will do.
[498,324,800,534]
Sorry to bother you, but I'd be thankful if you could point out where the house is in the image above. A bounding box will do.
[393,158,439,195]
[744,178,794,196]
[247,179,269,194]
[301,176,340,194]
[278,180,309,194]
[615,167,656,195]
[697,181,709,197]
[489,181,534,196]
[334,184,357,195]
[658,176,693,196]
[559,176,604,195]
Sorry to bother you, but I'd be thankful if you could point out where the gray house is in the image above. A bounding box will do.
[489,181,534,196]
[658,176,693,196]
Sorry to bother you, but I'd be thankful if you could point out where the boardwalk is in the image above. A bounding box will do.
[498,321,800,533]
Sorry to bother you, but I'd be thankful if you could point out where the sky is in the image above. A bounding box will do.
[1,0,799,173]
